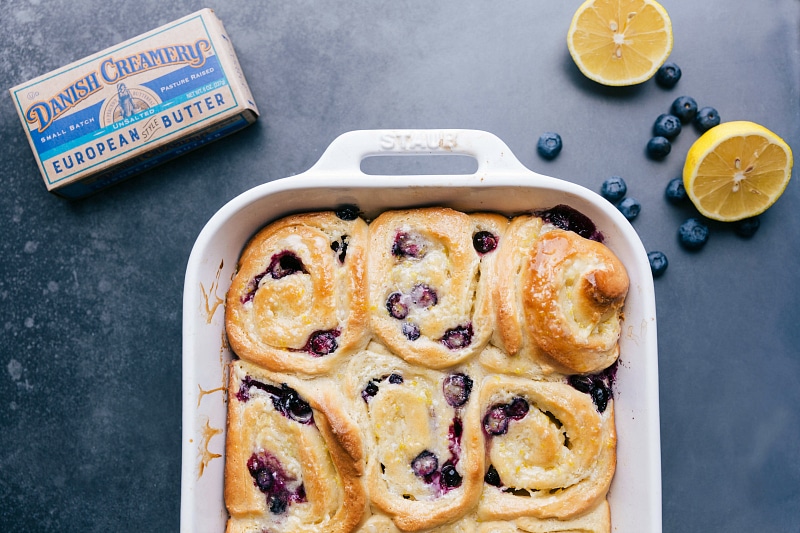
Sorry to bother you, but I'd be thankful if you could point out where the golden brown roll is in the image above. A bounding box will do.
[225,360,366,533]
[476,375,616,521]
[226,211,370,375]
[477,501,610,532]
[344,344,484,531]
[368,208,507,369]
[356,514,479,533]
[492,216,628,375]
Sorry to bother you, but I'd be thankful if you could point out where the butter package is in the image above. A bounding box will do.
[9,9,259,199]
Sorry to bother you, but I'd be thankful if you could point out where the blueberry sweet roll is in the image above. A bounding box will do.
[346,345,483,531]
[225,360,366,533]
[493,215,628,375]
[226,211,370,375]
[368,208,506,369]
[477,375,615,521]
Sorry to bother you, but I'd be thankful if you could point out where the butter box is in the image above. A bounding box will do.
[9,8,259,199]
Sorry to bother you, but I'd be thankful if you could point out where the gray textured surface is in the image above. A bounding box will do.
[1,1,799,531]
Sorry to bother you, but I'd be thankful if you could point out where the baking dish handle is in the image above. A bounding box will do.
[306,129,533,177]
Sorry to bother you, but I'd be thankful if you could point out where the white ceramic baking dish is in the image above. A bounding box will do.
[180,129,661,533]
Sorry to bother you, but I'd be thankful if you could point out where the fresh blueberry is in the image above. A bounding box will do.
[671,96,698,123]
[537,132,563,160]
[409,284,437,308]
[617,197,641,221]
[411,450,439,478]
[646,136,671,159]
[647,251,669,278]
[734,216,760,238]
[678,218,710,250]
[402,322,420,341]
[441,324,473,350]
[440,463,462,488]
[386,292,409,319]
[334,204,360,220]
[655,62,681,88]
[443,373,473,407]
[695,107,720,132]
[473,231,499,254]
[600,176,627,204]
[664,177,687,204]
[483,404,510,436]
[653,114,682,139]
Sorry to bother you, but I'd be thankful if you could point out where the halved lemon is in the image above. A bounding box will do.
[567,0,673,86]
[683,121,793,222]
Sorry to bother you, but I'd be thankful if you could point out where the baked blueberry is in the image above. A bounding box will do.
[600,176,627,204]
[443,373,473,407]
[440,463,462,489]
[655,62,681,88]
[386,292,409,319]
[402,322,421,341]
[330,235,349,263]
[334,204,360,220]
[647,251,669,278]
[506,397,529,420]
[268,251,307,279]
[568,374,594,394]
[537,132,563,160]
[306,329,339,356]
[441,324,473,350]
[646,136,671,159]
[275,386,314,424]
[483,404,510,436]
[591,384,610,413]
[653,114,682,139]
[678,218,710,250]
[695,107,720,132]
[734,216,760,238]
[411,450,439,478]
[388,373,404,384]
[484,465,502,487]
[473,231,499,254]
[537,204,603,242]
[617,197,641,221]
[671,96,698,123]
[410,284,438,308]
[361,381,379,402]
[665,177,687,204]
[392,231,425,258]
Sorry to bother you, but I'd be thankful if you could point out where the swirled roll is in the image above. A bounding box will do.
[226,211,370,375]
[368,208,506,369]
[492,216,628,375]
[476,375,615,521]
[345,344,484,531]
[225,360,366,533]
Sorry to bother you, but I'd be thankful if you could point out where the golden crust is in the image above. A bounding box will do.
[492,217,629,375]
[225,212,370,375]
[367,208,506,369]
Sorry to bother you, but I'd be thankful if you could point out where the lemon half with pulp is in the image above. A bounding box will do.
[567,0,673,86]
[683,121,793,222]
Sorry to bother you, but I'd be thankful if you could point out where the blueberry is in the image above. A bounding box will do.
[411,450,439,478]
[647,251,669,278]
[443,373,473,407]
[678,218,710,250]
[646,136,671,159]
[537,132,563,160]
[386,292,409,319]
[402,322,420,341]
[440,464,462,488]
[361,381,379,402]
[695,107,720,132]
[655,62,681,88]
[473,231,499,254]
[483,404,510,435]
[664,177,687,204]
[392,232,425,258]
[590,385,610,413]
[276,386,314,424]
[409,284,437,308]
[734,216,760,238]
[334,204,360,221]
[330,235,349,263]
[441,324,473,350]
[568,375,594,394]
[600,176,627,204]
[536,204,603,242]
[269,494,288,514]
[388,373,404,384]
[671,96,698,123]
[653,114,682,139]
[506,397,529,420]
[306,330,339,356]
[255,468,274,492]
[268,251,307,279]
[484,465,502,487]
[617,197,641,221]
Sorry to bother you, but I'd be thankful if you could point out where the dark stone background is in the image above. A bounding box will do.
[1,1,798,531]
